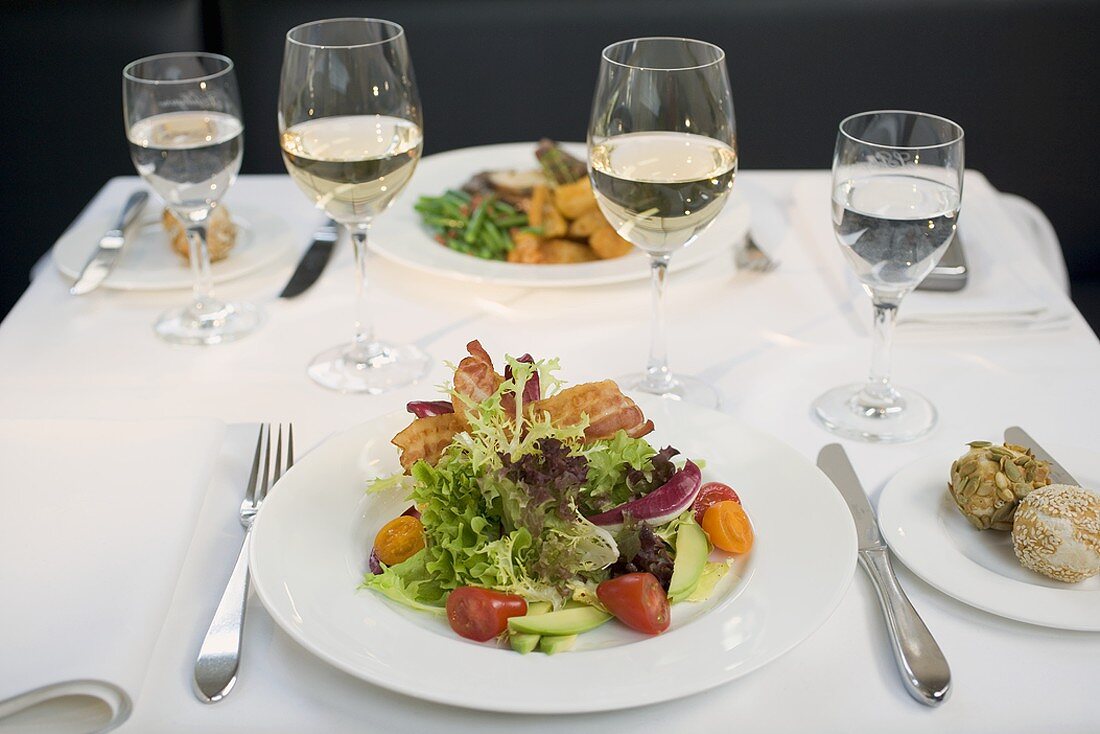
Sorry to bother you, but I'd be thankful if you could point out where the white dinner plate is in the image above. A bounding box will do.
[878,443,1100,631]
[52,205,294,290]
[250,395,856,713]
[368,142,751,287]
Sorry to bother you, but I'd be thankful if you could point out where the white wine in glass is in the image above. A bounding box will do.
[280,115,422,222]
[124,53,260,345]
[279,19,429,393]
[588,38,737,407]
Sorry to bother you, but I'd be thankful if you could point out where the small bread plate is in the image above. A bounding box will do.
[878,443,1100,631]
[53,205,294,291]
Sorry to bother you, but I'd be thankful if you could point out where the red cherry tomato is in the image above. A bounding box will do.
[597,572,671,635]
[693,482,741,523]
[446,587,528,642]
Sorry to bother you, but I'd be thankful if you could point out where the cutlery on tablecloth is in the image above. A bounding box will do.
[69,190,149,295]
[734,186,785,273]
[194,423,294,703]
[817,443,951,706]
[1004,426,1080,485]
[279,219,340,298]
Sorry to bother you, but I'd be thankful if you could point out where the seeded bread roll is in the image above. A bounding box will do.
[948,441,1051,530]
[163,206,237,262]
[1012,484,1100,583]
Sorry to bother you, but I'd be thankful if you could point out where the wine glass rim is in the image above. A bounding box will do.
[123,51,234,85]
[839,110,965,150]
[286,17,405,49]
[601,37,725,71]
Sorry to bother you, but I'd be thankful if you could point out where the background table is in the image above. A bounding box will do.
[1,171,1097,733]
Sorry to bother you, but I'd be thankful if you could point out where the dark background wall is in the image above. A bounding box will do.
[3,0,1098,325]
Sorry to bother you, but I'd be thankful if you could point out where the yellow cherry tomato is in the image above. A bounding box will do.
[702,500,754,554]
[374,515,426,566]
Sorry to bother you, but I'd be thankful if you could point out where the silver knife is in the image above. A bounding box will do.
[279,219,340,298]
[817,443,951,706]
[1004,426,1079,486]
[70,190,149,295]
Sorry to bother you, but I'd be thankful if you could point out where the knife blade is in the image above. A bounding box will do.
[817,443,884,550]
[817,443,951,707]
[279,219,340,298]
[1004,426,1080,486]
[70,190,149,295]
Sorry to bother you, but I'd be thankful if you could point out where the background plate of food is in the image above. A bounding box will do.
[249,342,856,713]
[368,141,751,287]
[53,203,294,290]
[878,440,1100,630]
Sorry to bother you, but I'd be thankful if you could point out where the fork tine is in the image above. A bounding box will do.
[273,425,284,482]
[255,424,273,505]
[286,424,294,470]
[243,424,266,504]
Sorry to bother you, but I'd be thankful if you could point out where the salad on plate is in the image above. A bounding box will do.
[362,341,754,653]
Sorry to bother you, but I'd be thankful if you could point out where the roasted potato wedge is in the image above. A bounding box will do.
[552,178,598,219]
[537,239,599,264]
[507,231,542,264]
[567,208,606,239]
[589,225,634,259]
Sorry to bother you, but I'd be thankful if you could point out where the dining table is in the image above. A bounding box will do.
[1,166,1097,734]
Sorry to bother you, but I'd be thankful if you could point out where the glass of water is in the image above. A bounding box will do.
[124,52,260,345]
[279,19,429,393]
[588,38,737,408]
[813,110,964,442]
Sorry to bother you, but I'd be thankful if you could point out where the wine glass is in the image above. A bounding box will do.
[278,18,429,393]
[588,38,737,408]
[124,52,260,345]
[813,110,965,442]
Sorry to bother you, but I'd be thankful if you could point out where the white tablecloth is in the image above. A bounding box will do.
[1,171,1097,733]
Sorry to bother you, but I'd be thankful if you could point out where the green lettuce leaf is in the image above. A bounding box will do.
[359,550,446,615]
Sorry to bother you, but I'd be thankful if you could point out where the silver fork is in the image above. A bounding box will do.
[734,234,779,272]
[194,423,294,703]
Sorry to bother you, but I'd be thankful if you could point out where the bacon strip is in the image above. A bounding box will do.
[391,413,466,471]
[452,340,503,424]
[528,380,654,441]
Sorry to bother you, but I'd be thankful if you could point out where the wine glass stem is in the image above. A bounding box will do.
[349,224,380,361]
[644,253,674,392]
[184,216,219,313]
[859,297,900,409]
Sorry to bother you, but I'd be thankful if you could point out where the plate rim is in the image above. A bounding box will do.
[878,444,1100,631]
[368,141,750,288]
[250,397,857,712]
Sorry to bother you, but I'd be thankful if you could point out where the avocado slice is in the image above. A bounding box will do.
[668,520,709,603]
[510,633,540,654]
[507,605,611,635]
[539,634,577,655]
[508,601,553,654]
[526,601,552,616]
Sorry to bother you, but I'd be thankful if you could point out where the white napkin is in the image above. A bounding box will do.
[0,418,224,733]
[791,176,1072,332]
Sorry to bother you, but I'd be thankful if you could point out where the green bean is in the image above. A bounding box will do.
[464,197,492,244]
[492,214,527,228]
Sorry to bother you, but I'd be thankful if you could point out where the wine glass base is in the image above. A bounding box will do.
[308,340,430,394]
[154,301,262,346]
[618,373,720,409]
[812,383,937,443]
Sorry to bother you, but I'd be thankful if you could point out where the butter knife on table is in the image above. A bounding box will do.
[817,443,951,706]
[279,219,340,298]
[1004,426,1080,486]
[69,190,149,295]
